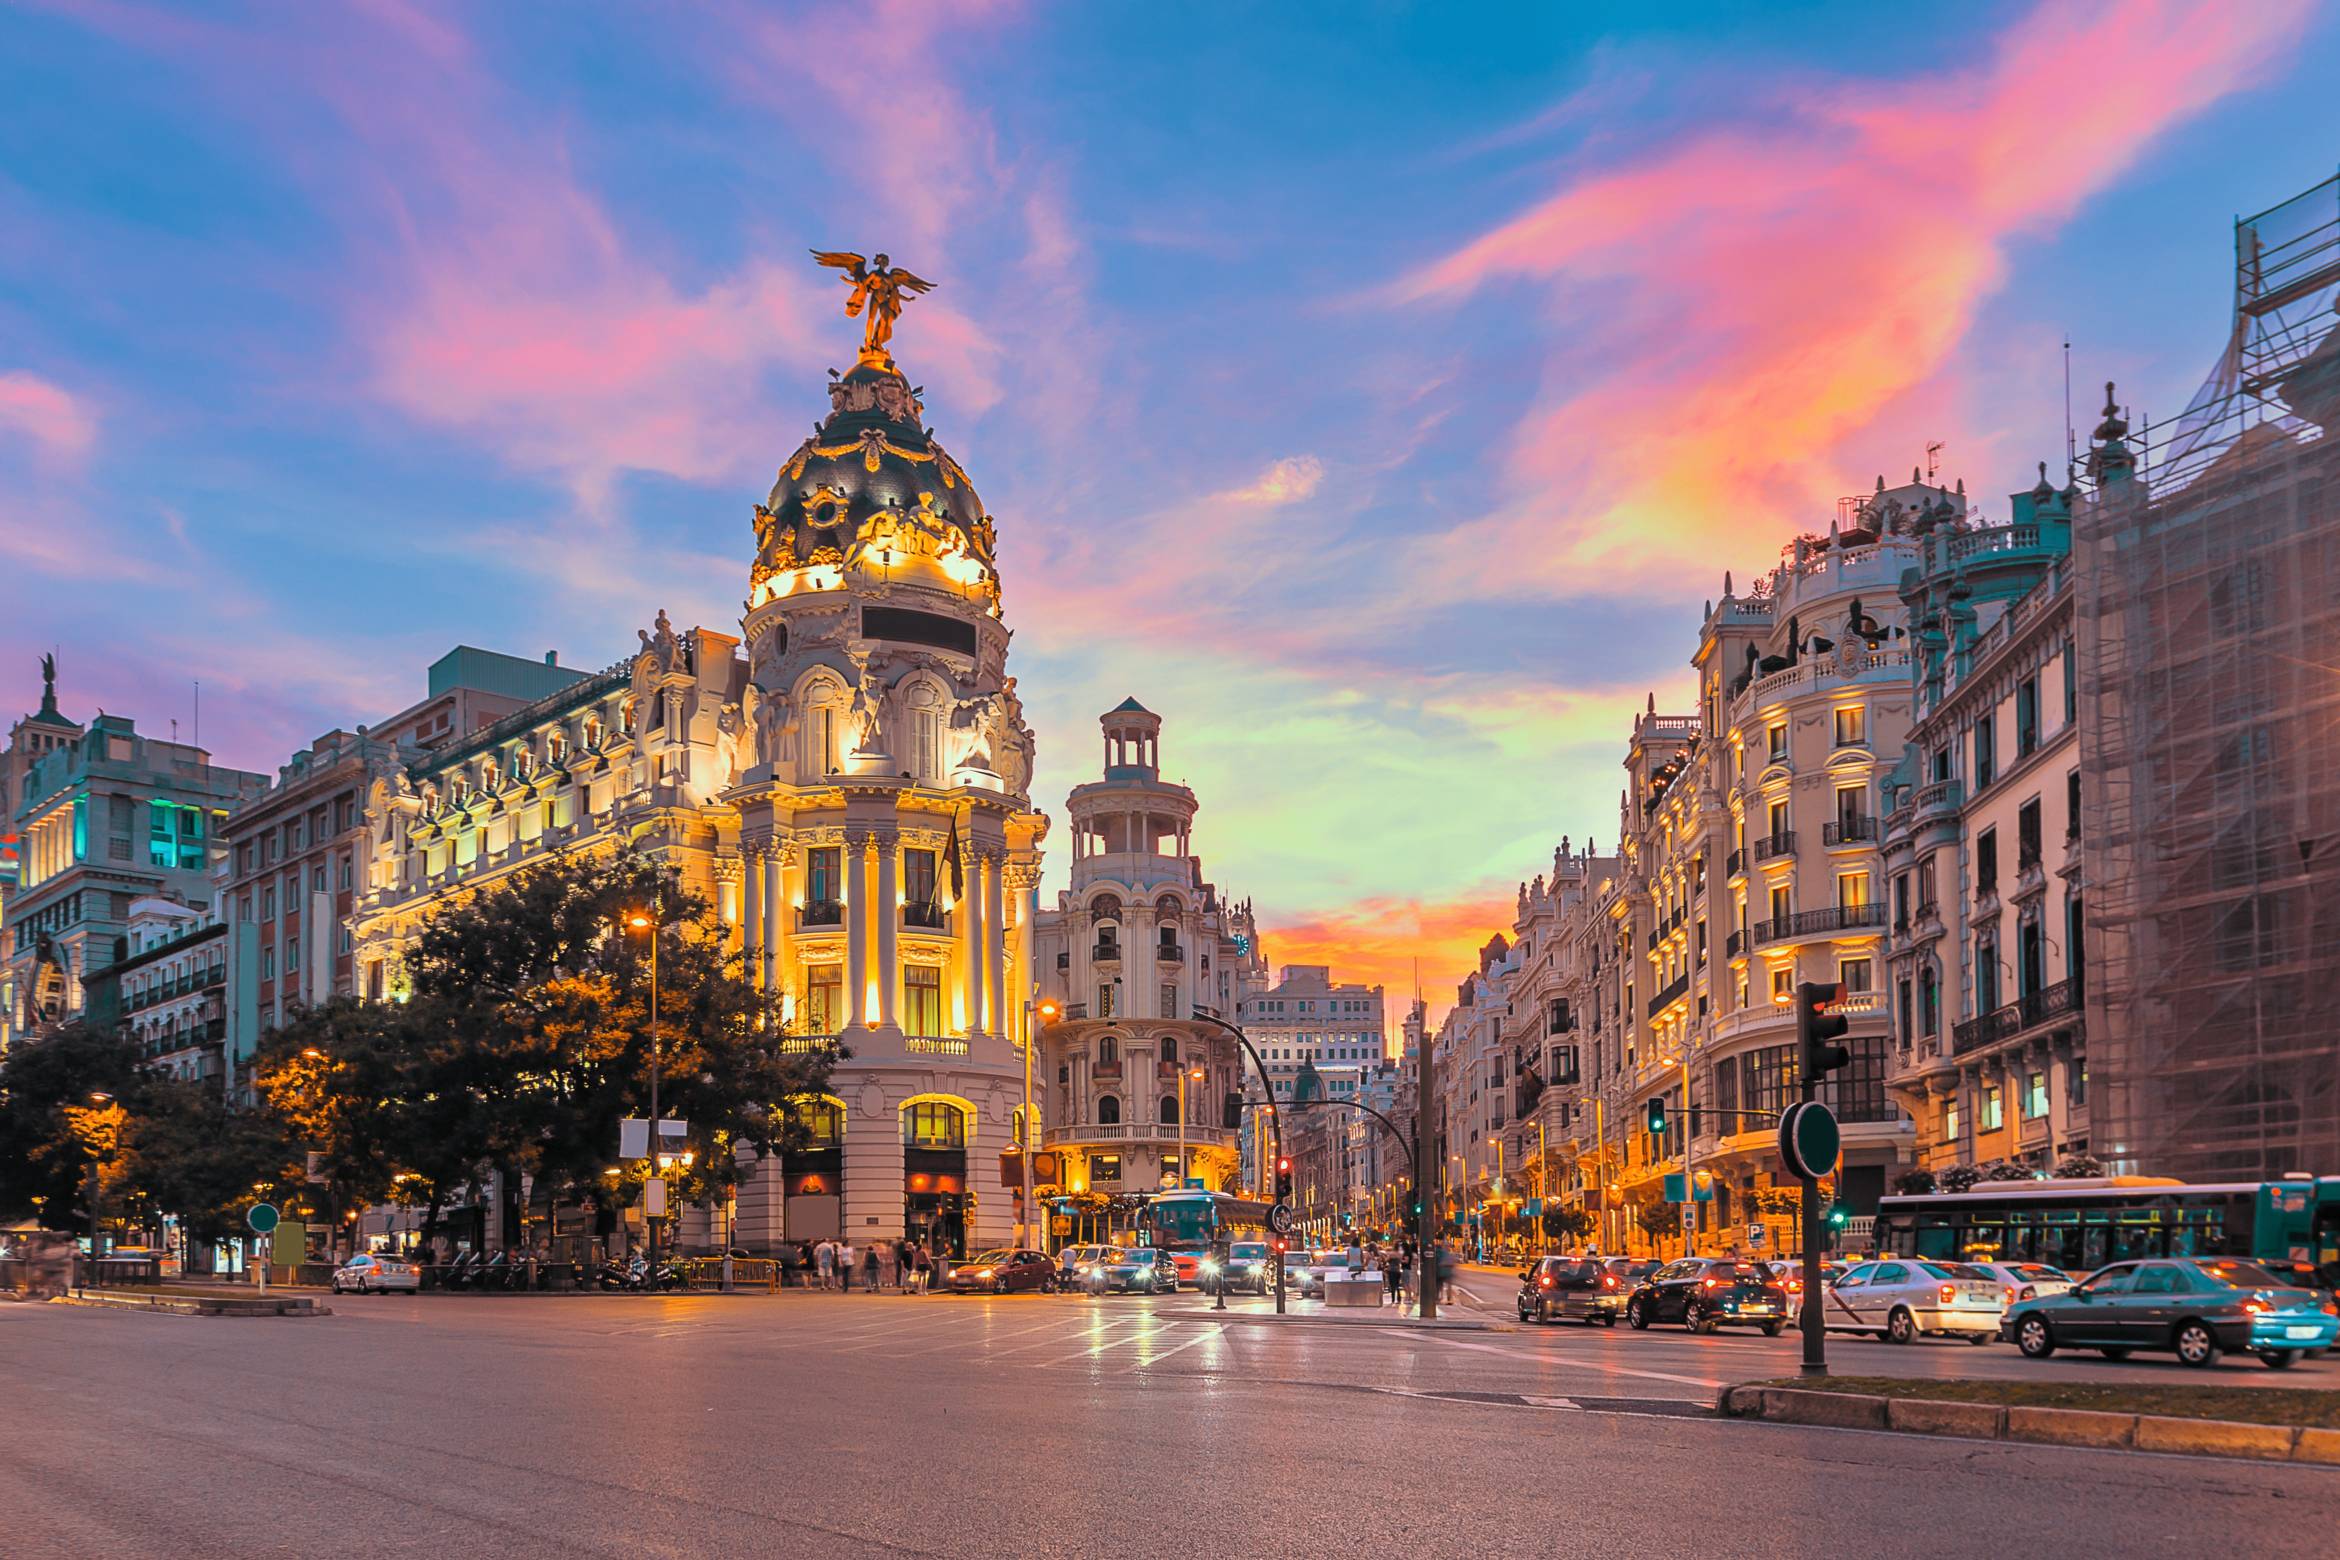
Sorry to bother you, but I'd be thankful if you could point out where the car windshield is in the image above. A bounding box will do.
[970,1250,1012,1264]
[2193,1259,2287,1289]
[2016,1265,2067,1280]
[1232,1244,1268,1260]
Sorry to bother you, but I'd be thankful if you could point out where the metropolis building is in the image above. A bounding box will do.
[351,299,1048,1259]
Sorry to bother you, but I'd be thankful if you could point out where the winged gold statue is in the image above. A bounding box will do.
[810,250,936,363]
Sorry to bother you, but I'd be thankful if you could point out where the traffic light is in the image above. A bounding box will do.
[1645,1094,1668,1136]
[1795,981,1852,1092]
[1825,1200,1850,1231]
[1275,1156,1293,1200]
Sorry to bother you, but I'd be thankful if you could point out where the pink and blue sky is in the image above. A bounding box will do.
[4,0,2335,1014]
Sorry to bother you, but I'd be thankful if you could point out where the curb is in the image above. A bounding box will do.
[1718,1383,2340,1466]
[55,1293,332,1318]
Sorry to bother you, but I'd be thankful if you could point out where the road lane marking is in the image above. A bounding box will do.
[1124,1323,1226,1371]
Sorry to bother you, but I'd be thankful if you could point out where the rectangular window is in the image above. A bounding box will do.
[1981,1084,2003,1132]
[1943,1098,1961,1139]
[1837,872,1870,911]
[2025,1071,2048,1120]
[2018,799,2042,869]
[903,965,944,1036]
[1766,800,1788,840]
[804,963,843,1033]
[1838,955,1872,993]
[1769,965,1793,1001]
[2068,1057,2087,1107]
[1897,978,1913,1043]
[2016,677,2040,756]
[285,936,300,973]
[1974,715,1996,790]
[1835,786,1868,831]
[1769,884,1791,923]
[903,848,937,907]
[806,847,843,905]
[260,948,276,980]
[1893,873,1910,927]
[1833,706,1865,748]
[1092,1154,1122,1184]
[1160,982,1178,1019]
[1976,830,1998,895]
[1976,932,2001,1012]
[1766,723,1787,762]
[2067,770,2082,840]
[1097,984,1117,1019]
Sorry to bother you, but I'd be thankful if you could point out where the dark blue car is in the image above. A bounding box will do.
[2003,1257,2340,1369]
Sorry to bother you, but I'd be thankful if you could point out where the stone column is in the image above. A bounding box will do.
[985,851,1008,1039]
[964,848,989,1037]
[874,826,898,1031]
[742,848,765,989]
[766,843,788,1004]
[845,831,869,1030]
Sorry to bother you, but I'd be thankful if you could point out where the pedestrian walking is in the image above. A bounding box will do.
[838,1238,858,1292]
[1435,1238,1457,1306]
[914,1241,934,1294]
[862,1243,880,1292]
[817,1238,837,1290]
[1385,1250,1404,1304]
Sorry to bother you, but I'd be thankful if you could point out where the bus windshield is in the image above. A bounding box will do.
[1146,1195,1219,1252]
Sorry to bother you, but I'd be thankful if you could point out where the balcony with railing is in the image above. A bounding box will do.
[1725,929,1744,960]
[1750,830,1796,863]
[901,901,950,932]
[1914,779,1964,822]
[1646,969,1692,1018]
[799,899,844,929]
[776,1033,843,1055]
[1751,903,1886,946]
[1042,1121,1235,1149]
[1726,848,1745,878]
[1950,977,2080,1056]
[1154,942,1184,964]
[1823,817,1878,846]
[1092,941,1122,963]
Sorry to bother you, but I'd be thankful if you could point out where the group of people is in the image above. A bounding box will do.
[795,1236,946,1293]
[1345,1237,1457,1307]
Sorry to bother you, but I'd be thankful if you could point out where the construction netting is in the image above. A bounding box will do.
[2075,170,2340,1180]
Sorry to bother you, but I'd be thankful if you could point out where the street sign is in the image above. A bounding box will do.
[246,1202,279,1234]
[1050,1215,1071,1236]
[1268,1202,1293,1235]
[643,1177,669,1218]
[1747,1223,1767,1248]
[1778,1101,1841,1181]
[1663,1172,1686,1203]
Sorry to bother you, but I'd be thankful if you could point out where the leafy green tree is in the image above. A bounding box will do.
[0,1022,147,1230]
[307,849,839,1248]
[1540,1206,1594,1243]
[115,1078,296,1256]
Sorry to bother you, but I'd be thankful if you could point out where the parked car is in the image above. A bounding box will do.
[1088,1248,1180,1295]
[1821,1259,2003,1344]
[1966,1261,2076,1306]
[330,1253,420,1294]
[2249,1258,2337,1357]
[1753,1259,1848,1320]
[947,1248,1059,1295]
[1518,1256,1634,1325]
[2006,1258,2340,1369]
[1625,1258,1791,1335]
[1281,1250,1324,1298]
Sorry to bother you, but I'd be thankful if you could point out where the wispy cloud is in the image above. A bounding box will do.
[0,371,96,464]
[1393,0,2313,600]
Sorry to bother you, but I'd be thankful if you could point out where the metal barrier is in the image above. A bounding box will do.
[681,1256,779,1292]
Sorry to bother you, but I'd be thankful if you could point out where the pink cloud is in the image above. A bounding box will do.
[1263,889,1517,1035]
[0,371,96,463]
[1395,0,2312,598]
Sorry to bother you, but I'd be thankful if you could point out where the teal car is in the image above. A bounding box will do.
[2003,1257,2340,1370]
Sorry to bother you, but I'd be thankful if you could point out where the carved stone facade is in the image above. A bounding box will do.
[1031,702,1265,1211]
[351,343,1048,1260]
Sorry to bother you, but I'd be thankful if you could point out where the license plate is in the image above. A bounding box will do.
[2287,1325,2322,1340]
[1741,1304,1774,1313]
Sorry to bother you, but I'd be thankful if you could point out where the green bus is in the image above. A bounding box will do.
[1875,1176,2340,1277]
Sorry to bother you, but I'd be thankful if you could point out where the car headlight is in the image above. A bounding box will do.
[972,1268,995,1279]
[1201,1260,1221,1273]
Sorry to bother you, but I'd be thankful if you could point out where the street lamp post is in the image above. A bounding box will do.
[1177,1064,1204,1190]
[1028,997,1062,1251]
[626,906,662,1269]
[79,1090,112,1296]
[1186,1007,1286,1314]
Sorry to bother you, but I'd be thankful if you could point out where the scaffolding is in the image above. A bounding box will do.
[2076,169,2340,1180]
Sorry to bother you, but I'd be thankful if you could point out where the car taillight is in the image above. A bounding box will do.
[1602,1275,1617,1288]
[1539,1276,1554,1288]
[2321,1299,2337,1317]
[1702,1278,1718,1290]
[2242,1298,2267,1315]
[1938,1284,1957,1304]
[2019,1285,2036,1301]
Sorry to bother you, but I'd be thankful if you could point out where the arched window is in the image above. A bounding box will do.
[549,729,568,764]
[902,1101,966,1148]
[620,697,638,735]
[1097,1095,1121,1126]
[583,715,603,748]
[1161,1036,1178,1064]
[908,680,945,784]
[1097,1034,1118,1066]
[1159,1094,1179,1126]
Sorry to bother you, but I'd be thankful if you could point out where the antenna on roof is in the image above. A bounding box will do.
[1925,441,1944,482]
[2063,336,2077,477]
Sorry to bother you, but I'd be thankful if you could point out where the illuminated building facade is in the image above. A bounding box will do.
[351,325,1049,1259]
[1032,701,1263,1205]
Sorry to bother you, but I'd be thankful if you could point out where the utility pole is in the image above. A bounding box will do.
[1414,1022,1438,1321]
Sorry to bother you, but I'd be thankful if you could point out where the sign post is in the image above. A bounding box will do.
[1778,1100,1841,1378]
[247,1202,279,1296]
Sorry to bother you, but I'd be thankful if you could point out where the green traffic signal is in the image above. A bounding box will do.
[1825,1200,1850,1228]
[1646,1095,1668,1136]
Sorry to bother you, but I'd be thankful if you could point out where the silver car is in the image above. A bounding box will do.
[331,1253,420,1294]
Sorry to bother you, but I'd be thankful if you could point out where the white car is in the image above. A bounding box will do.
[331,1253,420,1294]
[1965,1261,2076,1306]
[1821,1258,2003,1343]
[1280,1250,1324,1297]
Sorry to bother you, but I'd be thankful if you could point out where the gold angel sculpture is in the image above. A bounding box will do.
[810,250,936,362]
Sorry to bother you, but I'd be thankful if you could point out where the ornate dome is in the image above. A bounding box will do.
[750,360,997,599]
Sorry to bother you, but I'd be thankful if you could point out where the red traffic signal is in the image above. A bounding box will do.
[1795,981,1853,1083]
[1274,1156,1294,1199]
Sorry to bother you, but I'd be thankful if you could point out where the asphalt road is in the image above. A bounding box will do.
[4,1291,2334,1559]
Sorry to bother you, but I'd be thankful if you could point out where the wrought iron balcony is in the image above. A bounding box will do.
[799,899,844,929]
[1751,902,1886,945]
[901,900,950,931]
[1646,969,1692,1018]
[1750,831,1797,862]
[1823,817,1878,845]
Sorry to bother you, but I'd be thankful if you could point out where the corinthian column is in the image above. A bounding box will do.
[845,831,870,1030]
[874,826,899,1030]
[742,847,765,989]
[766,842,789,1002]
[985,851,1008,1038]
[964,848,989,1037]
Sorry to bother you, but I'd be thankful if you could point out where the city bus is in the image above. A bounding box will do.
[1136,1189,1273,1286]
[1875,1176,2340,1276]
